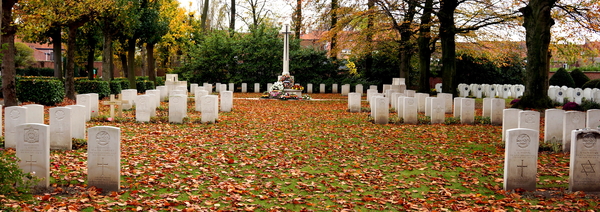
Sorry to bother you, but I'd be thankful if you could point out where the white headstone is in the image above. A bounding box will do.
[502,109,522,143]
[320,84,325,93]
[397,96,406,120]
[87,126,121,192]
[404,90,415,97]
[403,97,418,124]
[201,95,219,123]
[220,91,233,112]
[254,83,260,93]
[241,83,248,93]
[76,94,92,121]
[373,97,389,124]
[491,98,505,125]
[136,95,152,122]
[215,83,221,92]
[17,123,50,187]
[586,109,600,129]
[23,104,44,124]
[555,89,565,104]
[483,98,493,117]
[220,84,227,93]
[341,84,351,96]
[50,107,72,150]
[89,93,99,117]
[121,89,137,109]
[431,98,446,124]
[453,97,463,118]
[503,128,539,191]
[569,129,600,192]
[415,93,429,113]
[437,93,453,114]
[66,105,86,139]
[190,83,198,94]
[195,90,210,112]
[332,84,338,93]
[5,106,28,148]
[435,83,442,93]
[518,110,540,132]
[425,97,434,117]
[574,88,584,104]
[228,83,235,92]
[169,94,187,123]
[544,109,564,144]
[355,84,363,94]
[460,98,475,124]
[348,93,361,113]
[563,111,586,152]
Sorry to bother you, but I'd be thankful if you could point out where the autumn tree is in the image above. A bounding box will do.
[514,0,600,108]
[139,0,171,85]
[417,0,435,93]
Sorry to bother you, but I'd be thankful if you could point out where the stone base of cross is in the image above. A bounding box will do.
[103,94,130,121]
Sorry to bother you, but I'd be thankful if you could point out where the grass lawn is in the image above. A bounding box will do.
[1,93,599,211]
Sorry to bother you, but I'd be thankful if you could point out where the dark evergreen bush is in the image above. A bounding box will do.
[109,81,122,95]
[16,78,65,105]
[570,68,590,88]
[136,80,155,93]
[549,68,576,87]
[74,80,110,99]
[582,79,600,89]
[16,67,54,76]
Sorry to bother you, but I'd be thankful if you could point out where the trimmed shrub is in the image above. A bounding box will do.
[562,102,582,111]
[582,79,600,89]
[16,67,54,76]
[136,80,155,93]
[570,68,590,88]
[113,78,131,90]
[549,68,576,87]
[109,81,122,95]
[16,78,65,105]
[74,80,110,99]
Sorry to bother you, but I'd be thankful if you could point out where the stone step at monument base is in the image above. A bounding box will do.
[283,89,302,97]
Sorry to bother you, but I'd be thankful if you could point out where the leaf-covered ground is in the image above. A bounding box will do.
[2,93,599,211]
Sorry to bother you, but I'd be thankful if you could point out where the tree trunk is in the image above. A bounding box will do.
[127,38,137,89]
[87,42,95,79]
[515,0,556,109]
[1,0,17,106]
[293,0,302,38]
[102,33,112,81]
[329,0,338,58]
[417,0,434,93]
[229,0,235,34]
[439,0,458,96]
[147,43,156,87]
[120,53,128,78]
[398,0,417,83]
[141,44,147,77]
[364,0,374,76]
[65,24,79,100]
[52,28,63,79]
[200,0,210,31]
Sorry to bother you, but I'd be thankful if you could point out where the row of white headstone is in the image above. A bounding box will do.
[504,128,600,192]
[15,124,121,191]
[441,83,526,99]
[547,86,600,104]
[351,90,509,125]
[502,108,600,152]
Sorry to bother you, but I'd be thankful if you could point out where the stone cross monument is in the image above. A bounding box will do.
[280,23,294,76]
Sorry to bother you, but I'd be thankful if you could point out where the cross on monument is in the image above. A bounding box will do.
[280,23,294,76]
[102,94,129,121]
[25,155,36,173]
[98,157,109,177]
[517,160,527,177]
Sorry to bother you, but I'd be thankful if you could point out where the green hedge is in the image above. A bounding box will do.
[582,79,600,89]
[136,80,155,93]
[16,67,54,76]
[74,80,110,99]
[113,78,130,90]
[109,81,122,95]
[16,78,65,105]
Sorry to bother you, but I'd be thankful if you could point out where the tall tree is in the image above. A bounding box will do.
[200,0,210,31]
[1,0,18,106]
[417,0,434,93]
[329,0,338,58]
[139,0,170,85]
[292,0,302,38]
[230,0,235,33]
[438,0,459,96]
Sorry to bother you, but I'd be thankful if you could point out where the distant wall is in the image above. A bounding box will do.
[548,72,600,80]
